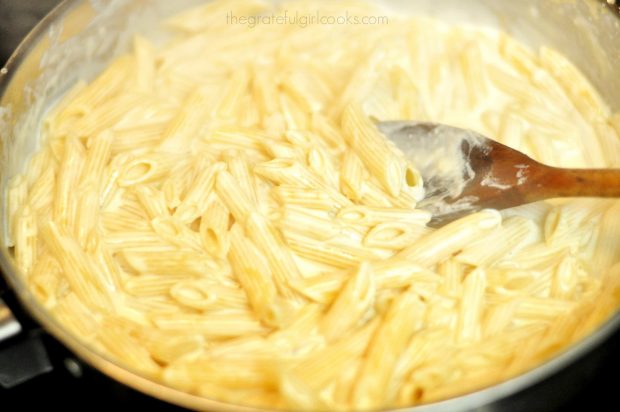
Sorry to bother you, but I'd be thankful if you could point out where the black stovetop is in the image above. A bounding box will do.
[0,320,618,411]
[0,0,62,66]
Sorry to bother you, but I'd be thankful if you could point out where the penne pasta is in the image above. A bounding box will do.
[121,249,222,277]
[214,170,255,224]
[98,317,162,376]
[199,197,231,258]
[352,290,426,409]
[53,138,85,229]
[398,210,502,267]
[337,205,431,227]
[280,206,342,241]
[41,222,112,309]
[273,185,339,212]
[456,216,539,267]
[341,103,406,197]
[153,312,268,338]
[170,279,247,311]
[245,213,303,301]
[229,224,282,326]
[320,262,375,342]
[339,151,367,201]
[52,293,99,342]
[133,185,169,220]
[307,145,339,189]
[14,205,37,276]
[223,149,259,206]
[12,2,620,409]
[456,268,487,343]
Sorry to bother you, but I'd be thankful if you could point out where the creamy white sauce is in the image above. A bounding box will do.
[481,174,511,190]
[515,164,530,186]
[378,122,489,217]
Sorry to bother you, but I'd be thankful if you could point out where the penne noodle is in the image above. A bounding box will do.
[199,197,231,258]
[170,279,248,311]
[165,0,269,33]
[437,259,464,298]
[341,103,406,197]
[133,185,169,220]
[153,312,268,338]
[337,205,431,227]
[41,222,112,309]
[75,93,145,138]
[14,205,37,276]
[98,317,162,376]
[206,127,272,158]
[117,154,174,187]
[310,113,345,149]
[27,166,55,216]
[398,210,502,267]
[101,209,151,233]
[124,274,192,297]
[320,262,375,342]
[288,271,347,304]
[104,230,176,253]
[280,206,342,241]
[74,184,100,245]
[307,145,339,189]
[81,130,113,186]
[58,56,133,120]
[223,150,259,206]
[280,91,311,131]
[352,290,426,409]
[121,249,223,277]
[174,161,227,223]
[111,121,168,155]
[158,87,218,151]
[273,185,339,212]
[460,42,488,107]
[363,221,431,250]
[53,138,85,229]
[456,216,539,267]
[140,328,205,365]
[339,151,367,202]
[285,231,381,269]
[291,318,379,391]
[456,268,487,343]
[29,253,64,307]
[215,170,255,224]
[256,160,353,207]
[245,213,303,301]
[262,141,305,161]
[229,224,282,326]
[253,65,280,116]
[215,67,251,118]
[151,216,204,253]
[52,293,99,342]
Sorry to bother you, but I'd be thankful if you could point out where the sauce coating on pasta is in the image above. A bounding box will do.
[8,0,620,410]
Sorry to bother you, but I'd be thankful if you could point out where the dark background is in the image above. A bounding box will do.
[0,0,619,411]
[0,0,61,66]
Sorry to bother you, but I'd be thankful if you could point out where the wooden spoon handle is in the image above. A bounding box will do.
[526,166,620,202]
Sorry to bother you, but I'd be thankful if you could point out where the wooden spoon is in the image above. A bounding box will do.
[378,121,620,227]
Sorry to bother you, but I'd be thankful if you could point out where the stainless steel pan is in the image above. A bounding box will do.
[1,1,619,410]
